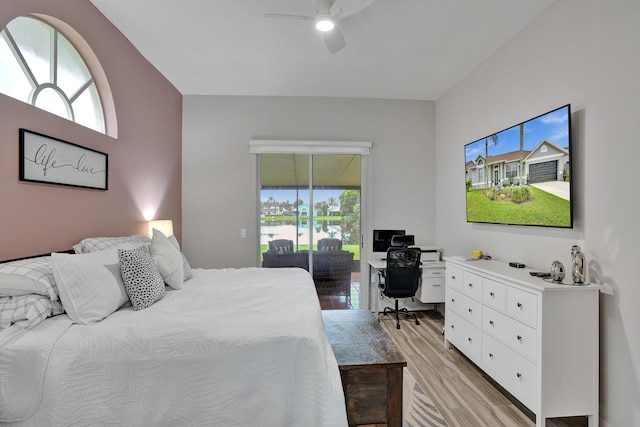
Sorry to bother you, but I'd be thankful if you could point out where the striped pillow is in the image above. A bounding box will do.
[0,295,64,330]
[73,234,150,254]
[0,257,58,301]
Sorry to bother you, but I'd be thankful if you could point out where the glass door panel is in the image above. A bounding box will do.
[259,154,309,253]
[311,154,361,254]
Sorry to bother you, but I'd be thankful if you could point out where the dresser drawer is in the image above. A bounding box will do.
[506,287,538,326]
[446,264,463,290]
[462,271,483,300]
[482,306,537,361]
[482,333,537,407]
[447,287,482,328]
[482,278,506,311]
[445,309,482,365]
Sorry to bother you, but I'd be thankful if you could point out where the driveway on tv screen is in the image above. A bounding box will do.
[530,181,570,201]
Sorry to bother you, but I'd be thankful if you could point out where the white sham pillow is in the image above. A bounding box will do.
[51,250,130,325]
[168,235,193,281]
[0,273,49,297]
[149,229,183,289]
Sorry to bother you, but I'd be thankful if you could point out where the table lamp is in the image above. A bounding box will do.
[148,219,173,237]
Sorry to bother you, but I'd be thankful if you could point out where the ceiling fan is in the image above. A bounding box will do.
[264,0,376,54]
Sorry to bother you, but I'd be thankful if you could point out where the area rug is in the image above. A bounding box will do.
[404,367,448,427]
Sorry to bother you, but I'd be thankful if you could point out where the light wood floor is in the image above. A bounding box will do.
[377,310,589,427]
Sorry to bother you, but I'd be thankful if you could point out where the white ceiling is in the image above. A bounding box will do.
[89,0,555,101]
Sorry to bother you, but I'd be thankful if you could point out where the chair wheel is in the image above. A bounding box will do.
[396,324,401,329]
[416,320,420,325]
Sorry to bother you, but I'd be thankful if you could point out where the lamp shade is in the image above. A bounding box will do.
[148,219,173,237]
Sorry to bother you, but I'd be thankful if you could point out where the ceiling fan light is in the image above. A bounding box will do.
[315,16,335,32]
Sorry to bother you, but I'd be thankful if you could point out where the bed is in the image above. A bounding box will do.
[0,233,348,426]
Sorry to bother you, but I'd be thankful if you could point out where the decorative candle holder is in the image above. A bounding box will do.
[550,260,565,283]
[571,245,585,284]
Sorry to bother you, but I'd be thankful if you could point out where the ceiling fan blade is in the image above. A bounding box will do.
[329,1,343,18]
[323,28,346,54]
[330,0,376,18]
[263,13,313,21]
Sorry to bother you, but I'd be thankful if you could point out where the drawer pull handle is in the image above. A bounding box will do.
[489,320,494,325]
[450,325,455,329]
[468,337,472,342]
[516,372,522,379]
[489,353,493,358]
[468,308,473,313]
[451,298,455,303]
[451,275,456,280]
[489,291,494,297]
[468,283,473,288]
[517,335,522,341]
[517,302,523,308]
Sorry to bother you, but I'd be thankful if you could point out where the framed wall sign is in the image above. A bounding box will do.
[19,129,108,190]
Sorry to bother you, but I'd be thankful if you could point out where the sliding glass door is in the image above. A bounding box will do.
[258,152,362,306]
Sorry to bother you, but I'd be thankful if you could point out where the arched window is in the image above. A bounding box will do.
[0,16,106,133]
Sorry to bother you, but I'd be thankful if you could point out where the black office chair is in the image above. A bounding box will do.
[390,234,415,248]
[378,247,421,329]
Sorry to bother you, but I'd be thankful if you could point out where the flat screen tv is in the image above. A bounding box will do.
[464,104,573,228]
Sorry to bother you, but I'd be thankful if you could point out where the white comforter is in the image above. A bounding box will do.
[0,267,347,426]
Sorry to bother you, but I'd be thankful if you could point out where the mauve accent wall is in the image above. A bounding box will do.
[0,0,182,260]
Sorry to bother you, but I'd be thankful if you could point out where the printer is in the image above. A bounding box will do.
[413,245,441,263]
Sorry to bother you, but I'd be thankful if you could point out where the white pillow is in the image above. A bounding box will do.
[0,273,49,297]
[150,229,183,290]
[168,235,193,281]
[51,250,130,325]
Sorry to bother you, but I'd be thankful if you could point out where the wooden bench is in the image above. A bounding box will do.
[322,310,407,427]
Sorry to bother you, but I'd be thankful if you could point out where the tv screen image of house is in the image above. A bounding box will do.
[464,104,572,228]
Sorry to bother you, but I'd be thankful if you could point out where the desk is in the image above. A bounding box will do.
[368,259,446,317]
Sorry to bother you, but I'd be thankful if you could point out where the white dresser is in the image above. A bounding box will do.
[444,257,600,427]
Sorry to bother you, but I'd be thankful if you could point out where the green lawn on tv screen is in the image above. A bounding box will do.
[466,187,571,227]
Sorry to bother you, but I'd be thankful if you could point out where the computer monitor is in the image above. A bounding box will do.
[373,229,406,252]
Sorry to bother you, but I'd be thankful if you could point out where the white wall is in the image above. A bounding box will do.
[435,0,639,425]
[182,96,435,269]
